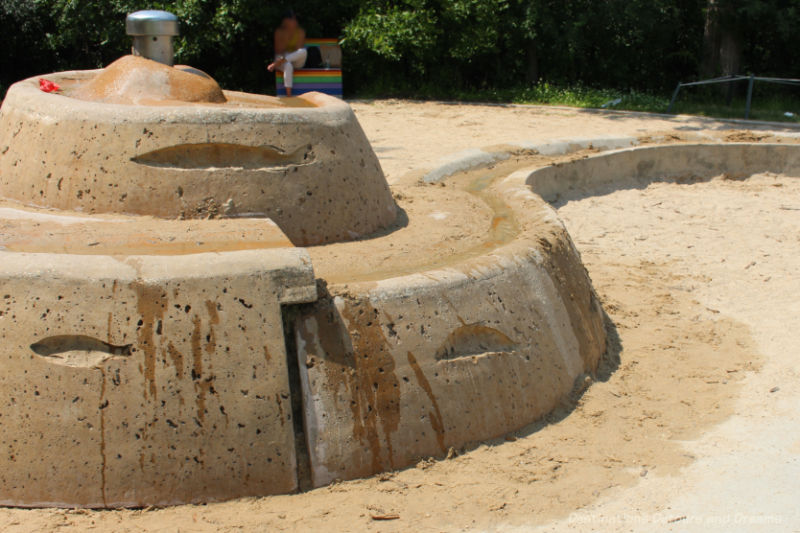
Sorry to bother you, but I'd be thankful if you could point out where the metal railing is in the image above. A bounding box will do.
[668,74,800,119]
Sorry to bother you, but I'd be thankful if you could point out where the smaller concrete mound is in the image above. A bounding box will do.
[0,67,397,245]
[70,55,226,105]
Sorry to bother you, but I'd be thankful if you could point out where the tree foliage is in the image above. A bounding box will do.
[0,0,359,94]
[342,0,709,93]
[1,0,798,99]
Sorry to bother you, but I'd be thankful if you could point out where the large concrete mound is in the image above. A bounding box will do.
[0,45,636,507]
[293,162,608,486]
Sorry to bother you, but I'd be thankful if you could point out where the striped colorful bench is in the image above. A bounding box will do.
[276,38,343,97]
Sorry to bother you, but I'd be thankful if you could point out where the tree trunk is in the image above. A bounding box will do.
[701,0,722,78]
[701,0,741,78]
[719,27,741,76]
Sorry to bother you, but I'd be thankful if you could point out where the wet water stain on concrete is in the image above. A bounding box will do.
[190,314,205,423]
[297,290,403,478]
[166,342,184,379]
[131,281,167,401]
[407,351,446,453]
[339,299,402,472]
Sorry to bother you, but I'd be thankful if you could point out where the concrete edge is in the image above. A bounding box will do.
[0,247,318,304]
[3,71,353,125]
[347,137,800,299]
[522,141,800,204]
[422,136,640,183]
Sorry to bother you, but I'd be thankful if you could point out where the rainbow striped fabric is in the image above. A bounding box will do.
[276,39,343,97]
[306,38,339,46]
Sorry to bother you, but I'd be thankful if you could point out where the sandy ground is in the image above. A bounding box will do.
[536,171,800,532]
[1,102,799,531]
[349,100,799,183]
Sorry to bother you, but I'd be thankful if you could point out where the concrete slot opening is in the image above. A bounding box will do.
[281,303,314,492]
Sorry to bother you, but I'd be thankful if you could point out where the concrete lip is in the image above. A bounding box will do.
[0,203,295,255]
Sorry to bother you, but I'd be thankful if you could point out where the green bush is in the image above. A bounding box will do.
[1,1,359,97]
[341,0,709,95]
[1,0,799,102]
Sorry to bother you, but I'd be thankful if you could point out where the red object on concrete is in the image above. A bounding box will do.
[39,79,60,93]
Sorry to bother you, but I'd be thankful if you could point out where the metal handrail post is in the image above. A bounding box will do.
[667,83,682,114]
[744,74,755,119]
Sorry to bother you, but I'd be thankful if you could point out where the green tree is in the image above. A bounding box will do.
[1,0,798,100]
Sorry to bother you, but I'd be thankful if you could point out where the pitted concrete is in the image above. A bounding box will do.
[0,69,396,246]
[525,142,800,203]
[0,248,316,507]
[1,66,662,509]
[296,153,607,487]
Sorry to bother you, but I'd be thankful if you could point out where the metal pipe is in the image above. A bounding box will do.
[126,10,180,66]
[678,76,748,88]
[753,76,800,83]
[667,83,682,114]
[745,74,755,119]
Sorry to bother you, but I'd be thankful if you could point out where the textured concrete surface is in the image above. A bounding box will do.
[0,67,647,507]
[526,142,800,203]
[0,248,316,507]
[0,69,396,245]
[296,157,607,487]
[0,205,294,255]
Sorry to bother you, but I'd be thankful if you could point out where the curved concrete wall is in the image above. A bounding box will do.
[291,141,800,487]
[0,72,397,245]
[0,75,626,507]
[296,165,607,487]
[11,139,784,505]
[527,143,800,203]
[0,248,316,507]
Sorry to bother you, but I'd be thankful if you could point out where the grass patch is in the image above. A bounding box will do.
[352,80,800,124]
[669,96,800,123]
[455,84,670,112]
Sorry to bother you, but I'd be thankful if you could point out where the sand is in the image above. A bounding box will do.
[349,100,800,184]
[1,102,799,531]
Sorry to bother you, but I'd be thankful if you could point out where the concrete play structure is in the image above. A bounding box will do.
[1,10,796,509]
[0,55,395,246]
